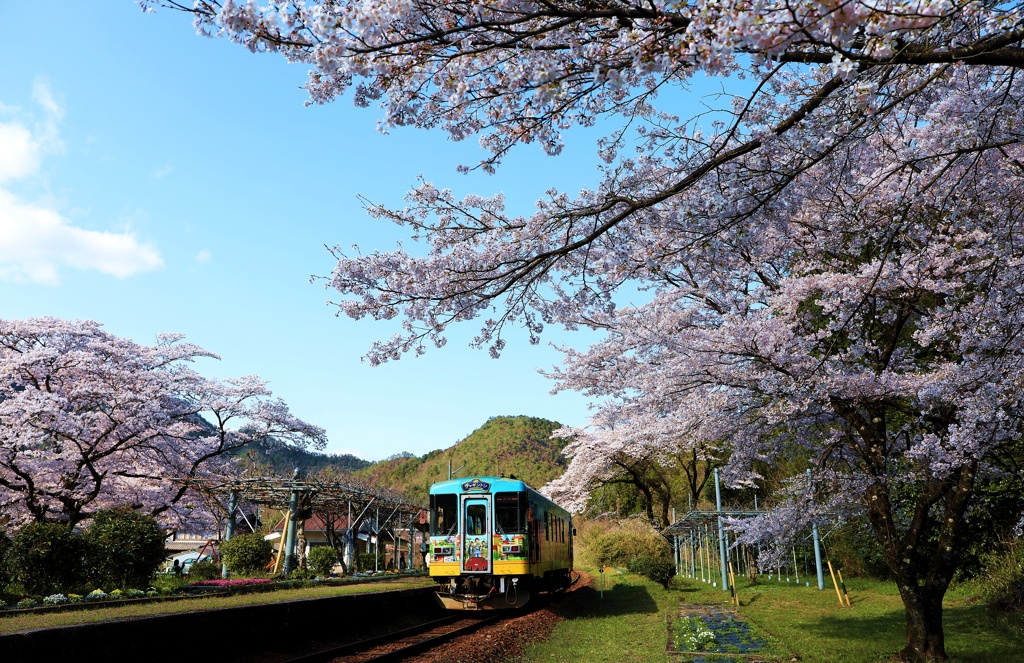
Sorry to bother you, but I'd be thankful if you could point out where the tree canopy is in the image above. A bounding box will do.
[0,317,326,529]
[149,2,1024,660]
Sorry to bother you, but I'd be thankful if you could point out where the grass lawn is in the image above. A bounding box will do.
[0,575,434,635]
[519,569,1024,662]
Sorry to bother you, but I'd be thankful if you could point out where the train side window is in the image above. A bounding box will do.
[544,511,550,541]
[495,492,526,534]
[430,494,457,536]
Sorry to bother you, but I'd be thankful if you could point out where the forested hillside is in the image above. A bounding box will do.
[234,416,569,505]
[355,415,567,503]
[231,436,372,475]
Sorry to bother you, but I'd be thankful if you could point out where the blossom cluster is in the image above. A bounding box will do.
[0,317,326,529]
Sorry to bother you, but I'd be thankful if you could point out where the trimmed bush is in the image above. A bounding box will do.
[220,532,273,576]
[307,546,337,577]
[8,522,86,596]
[84,508,167,590]
[628,554,677,589]
[188,559,221,581]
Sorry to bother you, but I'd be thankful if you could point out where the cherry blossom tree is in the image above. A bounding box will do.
[146,2,1024,659]
[545,404,720,526]
[0,317,326,530]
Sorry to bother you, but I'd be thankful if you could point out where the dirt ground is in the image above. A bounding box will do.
[406,571,595,663]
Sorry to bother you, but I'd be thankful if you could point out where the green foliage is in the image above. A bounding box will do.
[220,532,273,576]
[0,529,10,591]
[306,546,337,577]
[8,522,86,596]
[822,521,891,580]
[84,508,167,590]
[187,559,221,581]
[971,542,1024,631]
[627,554,676,589]
[575,517,671,568]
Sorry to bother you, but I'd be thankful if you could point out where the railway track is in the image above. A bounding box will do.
[275,613,505,663]
[266,573,581,663]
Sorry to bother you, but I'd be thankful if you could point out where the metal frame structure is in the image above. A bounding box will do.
[174,474,425,577]
[660,469,829,593]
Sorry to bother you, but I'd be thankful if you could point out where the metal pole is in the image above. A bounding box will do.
[809,469,824,590]
[692,532,700,577]
[403,514,411,569]
[222,489,238,579]
[283,488,299,575]
[375,506,380,573]
[715,469,729,592]
[674,534,680,576]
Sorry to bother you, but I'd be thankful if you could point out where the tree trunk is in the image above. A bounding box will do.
[898,583,948,661]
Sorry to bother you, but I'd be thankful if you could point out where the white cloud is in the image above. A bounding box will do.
[195,249,212,264]
[0,82,162,286]
[0,122,39,182]
[0,190,162,285]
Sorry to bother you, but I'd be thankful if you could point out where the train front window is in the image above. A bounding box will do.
[430,494,457,536]
[495,491,526,534]
[466,503,487,535]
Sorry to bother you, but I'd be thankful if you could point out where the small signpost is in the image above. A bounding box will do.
[599,566,605,598]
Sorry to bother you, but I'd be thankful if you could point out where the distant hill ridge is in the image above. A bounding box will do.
[232,436,372,475]
[355,415,568,502]
[238,415,568,504]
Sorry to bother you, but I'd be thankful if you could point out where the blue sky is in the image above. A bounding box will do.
[0,2,624,461]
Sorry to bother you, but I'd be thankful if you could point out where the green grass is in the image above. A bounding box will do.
[0,575,434,634]
[518,569,1024,662]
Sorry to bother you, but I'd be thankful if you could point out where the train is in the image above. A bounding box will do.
[426,475,574,610]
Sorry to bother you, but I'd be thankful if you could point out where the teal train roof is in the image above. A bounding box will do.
[429,476,531,495]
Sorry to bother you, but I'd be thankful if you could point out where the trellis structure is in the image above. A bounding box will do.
[660,469,829,594]
[174,474,426,576]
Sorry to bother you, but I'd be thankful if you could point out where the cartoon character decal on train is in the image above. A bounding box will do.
[427,476,573,610]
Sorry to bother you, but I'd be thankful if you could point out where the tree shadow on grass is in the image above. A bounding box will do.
[571,581,660,618]
[795,604,1023,662]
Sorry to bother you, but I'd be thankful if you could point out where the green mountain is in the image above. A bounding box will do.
[232,436,372,475]
[236,415,569,505]
[355,415,569,503]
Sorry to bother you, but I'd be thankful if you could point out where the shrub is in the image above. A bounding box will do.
[576,517,671,568]
[307,546,338,577]
[83,508,167,590]
[187,559,221,581]
[0,529,11,590]
[7,522,86,596]
[976,542,1024,630]
[220,533,273,576]
[628,554,677,589]
[357,551,386,572]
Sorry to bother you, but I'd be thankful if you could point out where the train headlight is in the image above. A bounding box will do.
[433,546,453,556]
[501,545,521,554]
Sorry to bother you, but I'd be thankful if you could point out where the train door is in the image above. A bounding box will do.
[461,496,492,573]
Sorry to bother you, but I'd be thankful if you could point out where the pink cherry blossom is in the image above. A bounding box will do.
[0,317,325,530]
